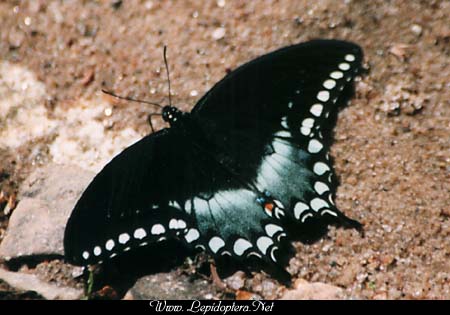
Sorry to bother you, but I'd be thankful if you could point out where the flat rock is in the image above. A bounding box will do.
[0,268,83,300]
[0,164,94,260]
[280,279,343,300]
[127,271,215,300]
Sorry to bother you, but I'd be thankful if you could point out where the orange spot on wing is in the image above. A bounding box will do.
[264,203,274,212]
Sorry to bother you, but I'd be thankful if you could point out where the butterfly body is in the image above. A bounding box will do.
[64,40,364,279]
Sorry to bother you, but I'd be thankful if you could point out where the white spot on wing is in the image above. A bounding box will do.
[310,104,323,117]
[281,116,288,129]
[134,228,147,239]
[82,251,89,260]
[93,246,101,256]
[209,236,225,253]
[270,246,278,262]
[274,130,291,138]
[119,233,130,244]
[169,200,182,210]
[273,199,284,209]
[247,251,262,258]
[294,201,309,219]
[301,213,314,223]
[302,118,315,128]
[265,224,283,237]
[328,194,335,205]
[330,71,343,79]
[308,139,323,153]
[321,209,338,217]
[257,236,273,255]
[317,91,330,102]
[310,198,329,211]
[151,224,165,235]
[169,219,178,229]
[345,54,356,62]
[314,182,330,195]
[185,228,200,243]
[339,63,350,71]
[323,79,336,89]
[313,162,330,175]
[301,126,311,136]
[177,219,187,229]
[233,238,252,256]
[105,239,115,251]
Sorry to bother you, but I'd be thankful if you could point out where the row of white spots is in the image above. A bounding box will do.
[293,195,338,222]
[204,222,286,262]
[81,218,190,261]
[300,53,356,153]
[292,54,356,222]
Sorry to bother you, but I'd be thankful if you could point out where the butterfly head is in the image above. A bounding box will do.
[162,106,183,125]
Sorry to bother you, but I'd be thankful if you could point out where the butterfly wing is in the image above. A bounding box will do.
[64,39,363,271]
[64,127,288,268]
[191,39,363,232]
[64,129,199,265]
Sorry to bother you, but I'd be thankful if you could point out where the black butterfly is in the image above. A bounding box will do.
[64,39,363,281]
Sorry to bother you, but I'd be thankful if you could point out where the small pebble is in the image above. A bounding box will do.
[104,108,112,117]
[411,24,422,36]
[212,27,226,40]
[145,1,153,10]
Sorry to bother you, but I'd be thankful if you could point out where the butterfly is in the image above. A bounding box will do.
[64,39,363,282]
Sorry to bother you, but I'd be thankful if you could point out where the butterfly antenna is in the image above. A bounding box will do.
[163,45,172,106]
[101,89,164,108]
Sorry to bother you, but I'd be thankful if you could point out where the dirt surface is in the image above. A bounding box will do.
[0,0,449,299]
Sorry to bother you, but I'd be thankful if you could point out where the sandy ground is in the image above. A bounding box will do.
[0,0,449,299]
